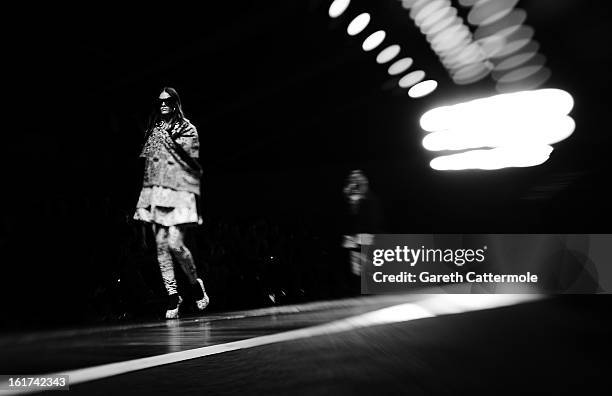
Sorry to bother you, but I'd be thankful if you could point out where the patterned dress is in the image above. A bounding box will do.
[134,185,202,226]
[133,120,203,226]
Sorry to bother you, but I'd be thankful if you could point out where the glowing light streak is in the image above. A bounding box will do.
[420,89,575,170]
[362,30,386,51]
[408,80,438,98]
[376,45,401,64]
[461,1,549,91]
[347,13,370,36]
[388,57,414,75]
[329,0,351,18]
[399,0,491,83]
[399,70,426,88]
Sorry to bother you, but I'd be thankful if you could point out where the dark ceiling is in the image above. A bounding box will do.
[9,0,612,232]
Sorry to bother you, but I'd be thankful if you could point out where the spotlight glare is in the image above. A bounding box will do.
[496,64,543,84]
[423,11,458,36]
[493,42,540,71]
[474,9,527,41]
[347,13,370,36]
[452,62,491,85]
[420,89,574,132]
[376,45,401,64]
[422,116,575,151]
[468,0,519,26]
[496,67,552,93]
[488,26,534,58]
[399,70,426,88]
[493,54,545,79]
[388,57,414,75]
[430,145,553,171]
[329,0,351,18]
[408,80,438,98]
[420,5,456,34]
[400,0,419,9]
[476,34,507,57]
[414,0,449,25]
[362,30,386,51]
[419,89,575,170]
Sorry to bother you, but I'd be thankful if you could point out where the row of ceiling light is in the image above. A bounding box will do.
[329,1,573,171]
[329,0,439,98]
[398,0,550,92]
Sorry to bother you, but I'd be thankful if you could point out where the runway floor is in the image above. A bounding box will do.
[1,293,610,395]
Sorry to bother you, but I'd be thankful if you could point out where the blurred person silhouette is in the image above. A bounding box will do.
[133,87,209,319]
[342,170,383,292]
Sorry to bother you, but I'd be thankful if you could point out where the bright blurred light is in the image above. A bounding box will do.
[413,0,449,25]
[493,43,540,71]
[476,34,507,57]
[451,61,491,85]
[422,116,575,151]
[468,0,519,26]
[362,30,386,51]
[474,9,527,41]
[388,57,414,75]
[376,45,401,64]
[420,89,576,170]
[496,64,543,84]
[441,42,486,67]
[354,293,541,326]
[490,26,534,59]
[462,1,548,92]
[401,0,491,82]
[402,0,547,91]
[429,145,553,170]
[420,89,574,132]
[408,80,438,98]
[399,70,426,88]
[347,13,370,36]
[400,0,419,10]
[496,67,551,93]
[359,303,434,324]
[421,8,458,36]
[329,0,351,18]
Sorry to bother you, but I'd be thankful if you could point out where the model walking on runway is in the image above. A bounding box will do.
[134,87,210,319]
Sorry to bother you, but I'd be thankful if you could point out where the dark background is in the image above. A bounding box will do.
[2,1,611,329]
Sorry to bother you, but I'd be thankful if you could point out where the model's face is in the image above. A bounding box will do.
[158,91,174,115]
[345,171,368,199]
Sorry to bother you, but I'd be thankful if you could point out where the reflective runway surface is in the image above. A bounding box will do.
[1,293,610,395]
[1,294,427,374]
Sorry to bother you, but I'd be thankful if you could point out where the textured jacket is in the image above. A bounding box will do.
[140,119,202,195]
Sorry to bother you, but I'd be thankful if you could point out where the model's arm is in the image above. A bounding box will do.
[174,121,200,159]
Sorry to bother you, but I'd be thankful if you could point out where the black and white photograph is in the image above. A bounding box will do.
[2,1,612,394]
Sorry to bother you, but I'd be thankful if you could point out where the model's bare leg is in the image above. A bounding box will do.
[168,225,210,310]
[154,224,181,318]
[167,226,198,284]
[155,225,177,294]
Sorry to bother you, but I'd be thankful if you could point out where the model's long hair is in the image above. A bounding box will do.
[144,87,187,138]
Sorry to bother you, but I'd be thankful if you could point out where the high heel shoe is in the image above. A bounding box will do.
[165,293,183,319]
[194,278,210,311]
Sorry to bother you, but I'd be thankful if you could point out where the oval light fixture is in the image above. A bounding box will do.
[329,0,351,18]
[388,57,414,75]
[399,70,426,88]
[362,30,386,51]
[347,13,370,36]
[376,45,401,64]
[409,80,438,98]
